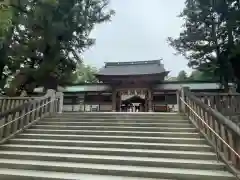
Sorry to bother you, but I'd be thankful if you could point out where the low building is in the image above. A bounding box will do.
[35,60,224,112]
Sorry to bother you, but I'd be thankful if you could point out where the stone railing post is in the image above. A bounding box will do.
[56,92,64,113]
[229,84,237,93]
[176,90,181,112]
[148,89,153,112]
[179,86,190,113]
[46,89,56,114]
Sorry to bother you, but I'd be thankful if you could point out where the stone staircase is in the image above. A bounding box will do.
[0,112,236,180]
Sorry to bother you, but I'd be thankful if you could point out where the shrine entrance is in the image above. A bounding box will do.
[117,89,149,112]
[121,95,145,112]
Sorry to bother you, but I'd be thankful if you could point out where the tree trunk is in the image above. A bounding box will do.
[0,44,8,90]
[210,14,229,92]
[222,0,240,92]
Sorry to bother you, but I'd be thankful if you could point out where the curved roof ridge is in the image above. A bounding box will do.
[104,59,162,67]
[96,59,167,76]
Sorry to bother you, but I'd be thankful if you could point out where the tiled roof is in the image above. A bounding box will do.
[34,84,111,93]
[34,82,224,93]
[96,60,167,76]
[153,83,223,90]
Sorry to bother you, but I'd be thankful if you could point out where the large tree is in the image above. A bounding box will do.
[0,0,25,91]
[217,0,240,92]
[168,0,237,91]
[4,0,114,95]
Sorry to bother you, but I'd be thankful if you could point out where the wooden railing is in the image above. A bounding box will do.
[0,90,63,143]
[178,87,240,176]
[194,92,240,126]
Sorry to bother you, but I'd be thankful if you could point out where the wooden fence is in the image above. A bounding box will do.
[194,92,240,126]
[178,87,240,177]
[0,90,63,144]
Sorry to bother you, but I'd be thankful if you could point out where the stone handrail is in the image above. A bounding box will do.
[0,97,34,113]
[0,90,63,144]
[178,87,240,175]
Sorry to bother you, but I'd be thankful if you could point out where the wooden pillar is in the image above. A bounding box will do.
[180,86,190,113]
[119,93,122,112]
[71,96,74,112]
[145,95,148,112]
[148,89,153,112]
[83,93,86,112]
[165,94,168,112]
[112,89,116,112]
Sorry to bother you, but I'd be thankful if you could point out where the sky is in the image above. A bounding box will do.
[83,0,192,77]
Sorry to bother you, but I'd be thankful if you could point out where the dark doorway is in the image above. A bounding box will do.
[121,95,145,112]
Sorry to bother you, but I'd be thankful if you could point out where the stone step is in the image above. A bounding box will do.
[58,112,181,117]
[43,118,189,123]
[38,121,193,128]
[17,133,206,144]
[0,112,233,179]
[0,144,216,160]
[53,115,186,118]
[8,138,212,151]
[54,114,186,119]
[25,129,201,138]
[0,151,225,171]
[31,125,197,132]
[0,159,234,180]
[54,116,187,120]
[0,168,169,180]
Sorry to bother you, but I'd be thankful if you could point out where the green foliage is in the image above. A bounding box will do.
[166,69,220,82]
[168,0,240,91]
[63,63,98,84]
[0,0,12,42]
[0,0,23,91]
[188,70,218,81]
[0,0,114,95]
[177,70,188,81]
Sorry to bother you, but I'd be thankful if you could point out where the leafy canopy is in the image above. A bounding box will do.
[0,0,114,95]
